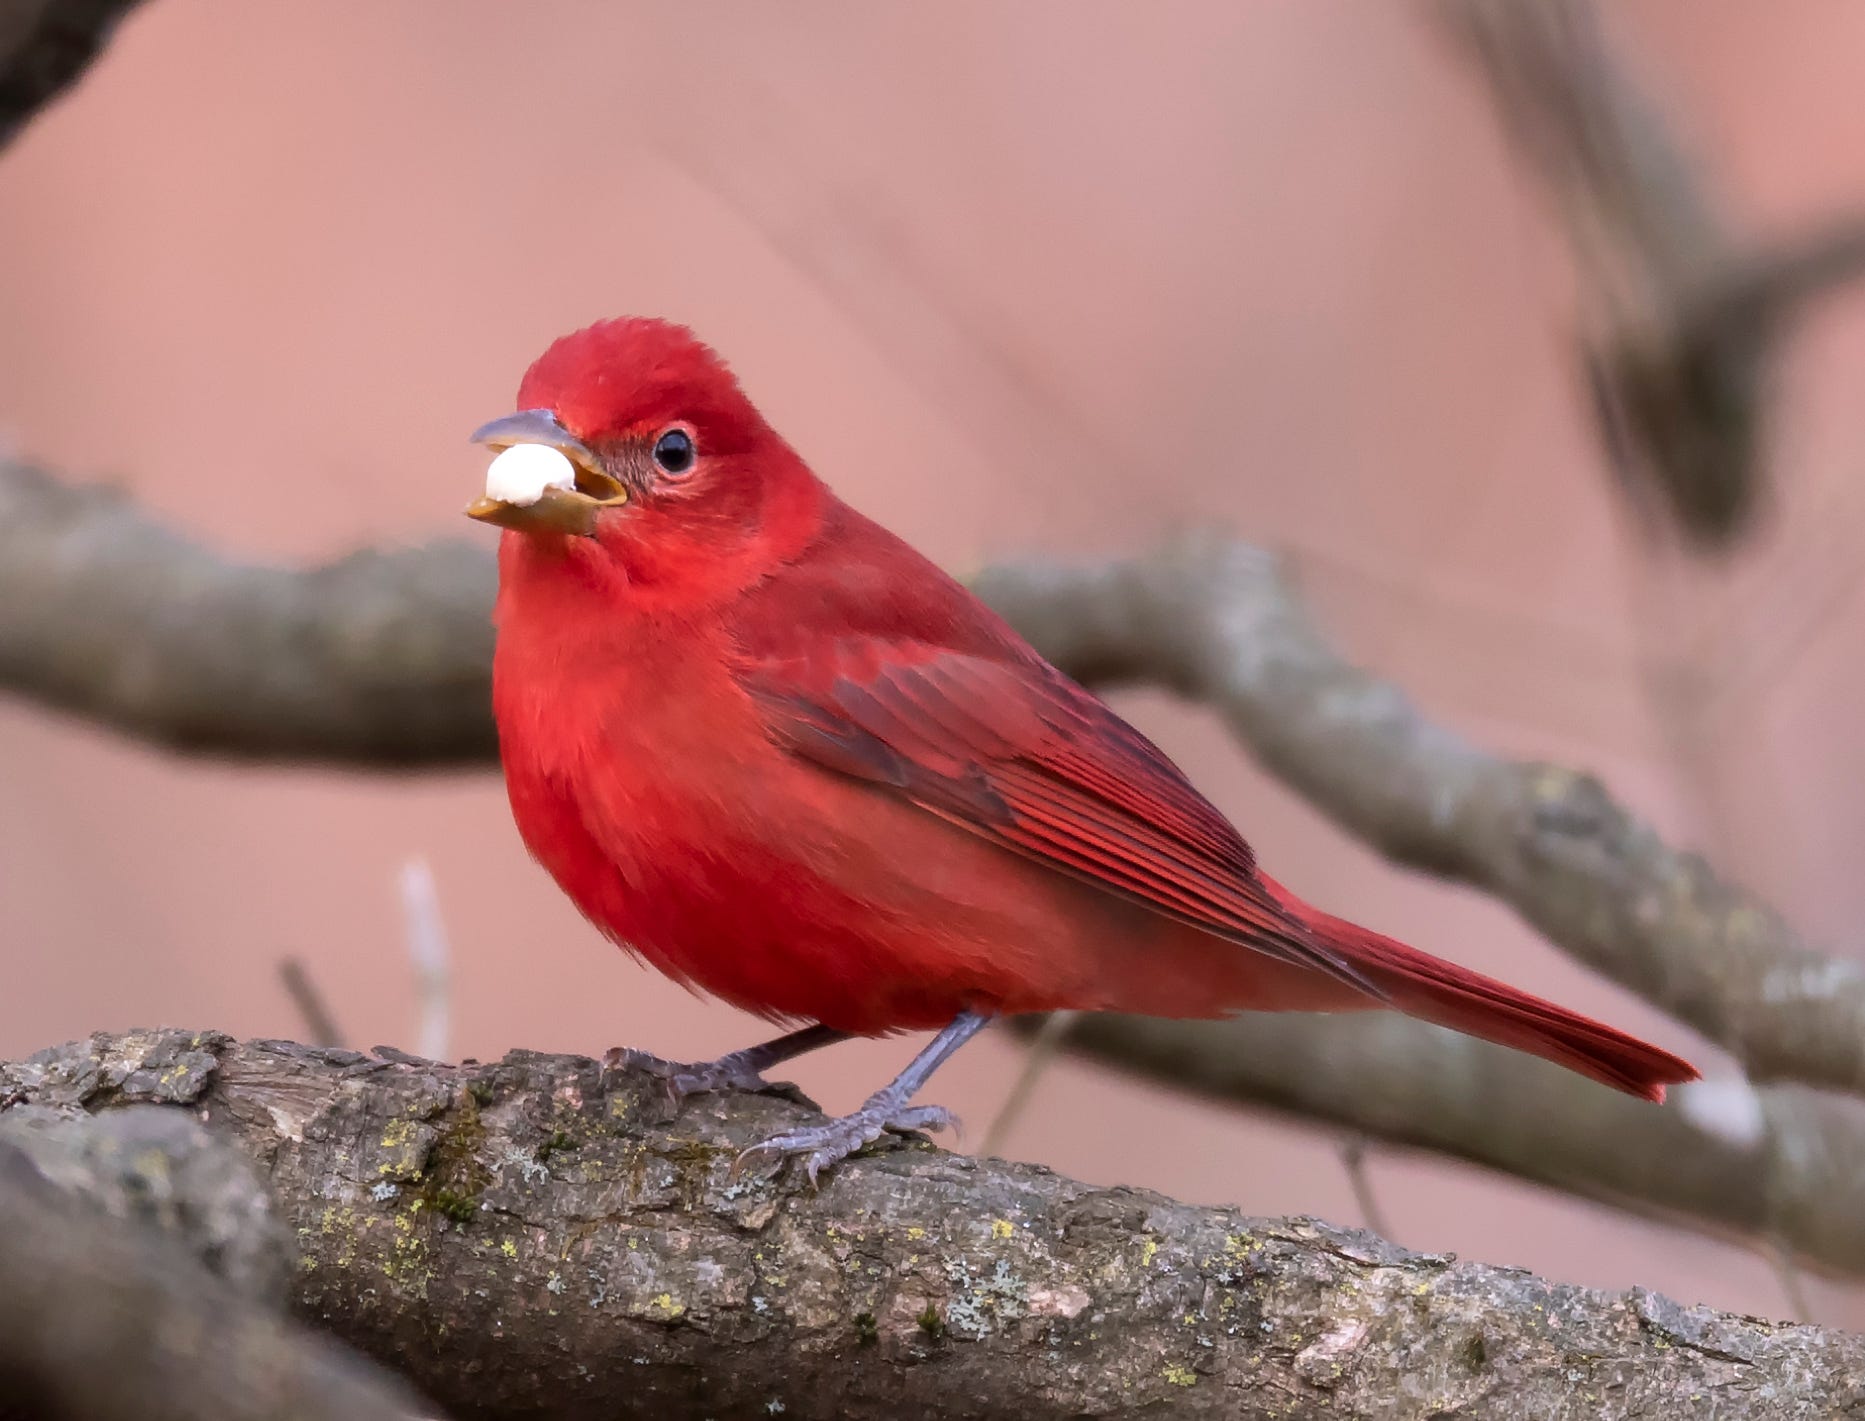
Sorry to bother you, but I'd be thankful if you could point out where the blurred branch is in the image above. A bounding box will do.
[978,1007,1077,1160]
[398,856,453,1061]
[0,0,143,150]
[1017,1011,1865,1277]
[0,460,496,764]
[0,1097,430,1421]
[4,1029,1860,1421]
[1439,0,1865,551]
[1335,1132,1391,1241]
[281,956,350,1048]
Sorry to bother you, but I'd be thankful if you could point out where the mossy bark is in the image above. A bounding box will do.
[5,1029,1861,1420]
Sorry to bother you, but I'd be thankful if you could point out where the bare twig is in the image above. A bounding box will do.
[4,1029,1860,1421]
[978,1008,1077,1160]
[280,956,349,1049]
[397,857,452,1062]
[1336,1133,1391,1241]
[1771,1241,1816,1325]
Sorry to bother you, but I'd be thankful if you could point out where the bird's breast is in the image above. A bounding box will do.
[489,589,1336,1033]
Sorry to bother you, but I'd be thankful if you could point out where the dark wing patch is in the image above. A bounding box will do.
[742,645,1383,1000]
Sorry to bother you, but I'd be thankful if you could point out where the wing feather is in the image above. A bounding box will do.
[742,644,1381,998]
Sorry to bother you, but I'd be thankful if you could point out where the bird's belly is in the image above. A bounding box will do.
[507,698,1102,1028]
[582,760,1112,1030]
[499,652,1354,1033]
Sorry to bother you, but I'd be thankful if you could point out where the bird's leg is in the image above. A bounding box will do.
[733,1011,988,1185]
[606,1023,849,1110]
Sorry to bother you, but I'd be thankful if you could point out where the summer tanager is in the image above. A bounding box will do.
[467,317,1697,1179]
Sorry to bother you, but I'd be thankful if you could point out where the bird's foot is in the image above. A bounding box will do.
[603,1046,800,1112]
[732,1100,960,1187]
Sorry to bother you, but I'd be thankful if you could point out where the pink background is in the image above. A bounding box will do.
[5,2,1865,1322]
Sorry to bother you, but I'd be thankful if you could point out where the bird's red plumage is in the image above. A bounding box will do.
[486,317,1698,1102]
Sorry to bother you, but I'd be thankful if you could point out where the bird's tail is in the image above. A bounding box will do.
[1267,881,1698,1102]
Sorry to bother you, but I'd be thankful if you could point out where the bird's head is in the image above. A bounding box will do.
[467,318,821,594]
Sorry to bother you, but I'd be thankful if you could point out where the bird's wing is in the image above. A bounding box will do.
[738,634,1379,997]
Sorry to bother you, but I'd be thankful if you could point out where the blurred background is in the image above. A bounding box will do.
[4,0,1864,1326]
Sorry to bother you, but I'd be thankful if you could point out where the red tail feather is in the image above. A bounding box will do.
[1274,891,1697,1102]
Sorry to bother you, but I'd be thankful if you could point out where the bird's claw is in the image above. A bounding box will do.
[730,1102,960,1186]
[602,1046,788,1111]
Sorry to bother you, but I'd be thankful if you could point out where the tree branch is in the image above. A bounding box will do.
[0,0,143,151]
[3,1029,1859,1421]
[1020,1011,1865,1276]
[1438,0,1865,551]
[0,460,497,764]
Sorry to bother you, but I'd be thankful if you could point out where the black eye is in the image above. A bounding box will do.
[652,428,696,476]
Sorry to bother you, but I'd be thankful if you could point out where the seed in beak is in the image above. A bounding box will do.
[484,443,577,507]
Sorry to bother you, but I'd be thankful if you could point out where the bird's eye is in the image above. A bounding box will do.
[652,428,696,476]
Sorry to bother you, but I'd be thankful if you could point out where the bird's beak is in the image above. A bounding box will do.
[465,409,624,537]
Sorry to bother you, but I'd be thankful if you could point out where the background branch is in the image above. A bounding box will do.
[1018,1011,1865,1277]
[0,460,496,764]
[4,1029,1860,1421]
[0,0,144,150]
[1438,0,1865,551]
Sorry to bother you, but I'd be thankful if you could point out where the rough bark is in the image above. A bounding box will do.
[3,1029,1861,1421]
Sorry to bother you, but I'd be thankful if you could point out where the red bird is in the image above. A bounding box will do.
[468,317,1697,1179]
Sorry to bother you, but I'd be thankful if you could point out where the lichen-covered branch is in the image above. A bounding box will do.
[3,1030,1860,1421]
[1023,1011,1865,1276]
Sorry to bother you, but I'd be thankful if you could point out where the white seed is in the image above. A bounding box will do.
[484,443,576,507]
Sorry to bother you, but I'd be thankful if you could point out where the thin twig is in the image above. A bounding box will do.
[397,857,452,1063]
[978,1009,1077,1160]
[278,956,348,1049]
[1769,1238,1816,1324]
[1336,1134,1391,1241]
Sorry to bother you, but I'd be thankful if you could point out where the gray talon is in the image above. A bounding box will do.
[731,1100,958,1184]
